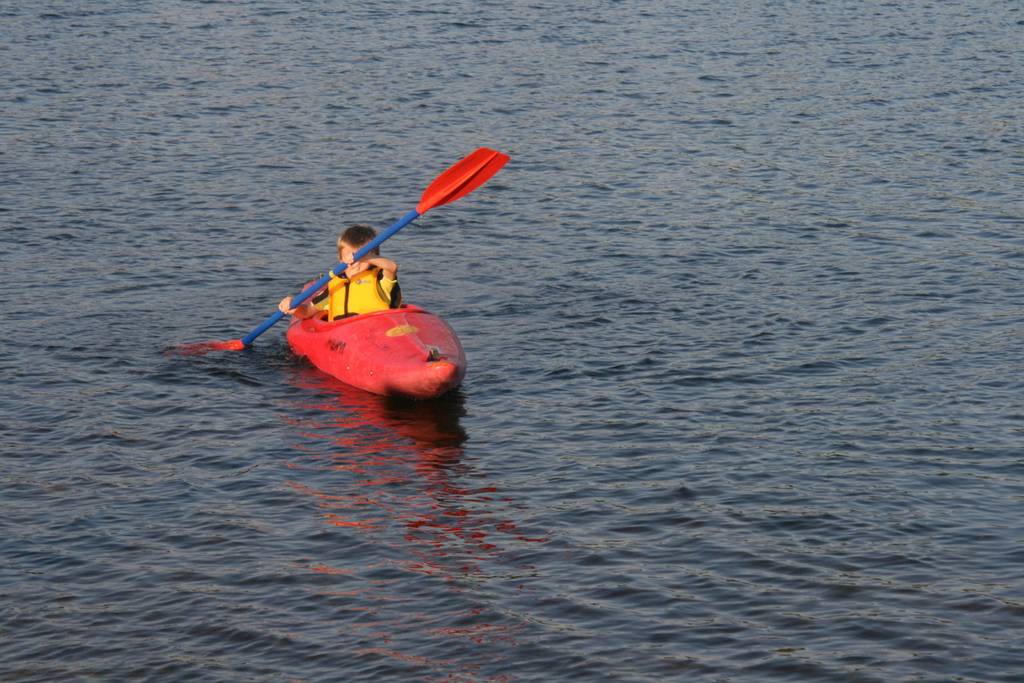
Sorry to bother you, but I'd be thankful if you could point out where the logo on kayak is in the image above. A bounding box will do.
[385,324,418,337]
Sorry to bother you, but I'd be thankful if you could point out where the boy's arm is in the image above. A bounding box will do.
[279,277,330,318]
[278,296,318,319]
[361,257,399,280]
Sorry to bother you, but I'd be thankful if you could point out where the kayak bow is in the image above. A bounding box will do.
[286,305,466,399]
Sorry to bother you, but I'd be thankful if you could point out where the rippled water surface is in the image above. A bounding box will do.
[3,1,1023,681]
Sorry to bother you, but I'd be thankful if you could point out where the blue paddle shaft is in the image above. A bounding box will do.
[240,209,421,347]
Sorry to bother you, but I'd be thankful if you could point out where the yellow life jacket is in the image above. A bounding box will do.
[315,266,399,320]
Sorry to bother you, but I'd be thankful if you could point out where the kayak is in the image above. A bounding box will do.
[286,305,466,399]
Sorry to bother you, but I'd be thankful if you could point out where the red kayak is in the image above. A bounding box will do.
[286,305,466,399]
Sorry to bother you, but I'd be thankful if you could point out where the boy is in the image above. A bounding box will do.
[279,224,401,320]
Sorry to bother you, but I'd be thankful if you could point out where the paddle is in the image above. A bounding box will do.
[179,147,509,354]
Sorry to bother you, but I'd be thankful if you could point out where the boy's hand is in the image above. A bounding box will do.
[359,256,398,279]
[278,296,295,314]
[343,260,370,278]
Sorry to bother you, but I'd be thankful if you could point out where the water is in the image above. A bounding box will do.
[2,1,1023,680]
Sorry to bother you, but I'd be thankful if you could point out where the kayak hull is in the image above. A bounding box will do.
[286,305,467,399]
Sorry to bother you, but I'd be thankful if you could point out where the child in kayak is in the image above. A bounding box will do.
[278,224,401,320]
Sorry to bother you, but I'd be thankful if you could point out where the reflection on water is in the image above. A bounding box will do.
[281,367,540,680]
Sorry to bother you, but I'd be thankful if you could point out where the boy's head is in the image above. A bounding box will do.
[337,224,378,262]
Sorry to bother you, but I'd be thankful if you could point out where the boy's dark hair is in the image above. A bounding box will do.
[339,224,379,255]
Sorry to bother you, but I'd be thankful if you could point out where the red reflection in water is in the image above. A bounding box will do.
[282,367,542,680]
[166,338,246,355]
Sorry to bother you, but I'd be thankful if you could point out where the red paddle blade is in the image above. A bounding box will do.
[172,339,246,355]
[416,147,510,214]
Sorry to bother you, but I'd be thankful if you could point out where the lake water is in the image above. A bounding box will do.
[2,1,1023,681]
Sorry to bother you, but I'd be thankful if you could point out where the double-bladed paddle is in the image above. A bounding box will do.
[179,147,509,353]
